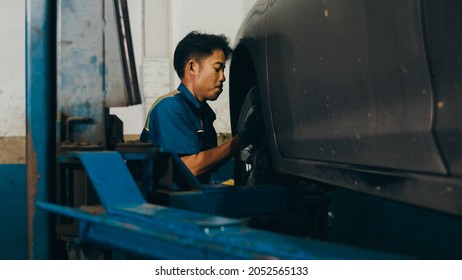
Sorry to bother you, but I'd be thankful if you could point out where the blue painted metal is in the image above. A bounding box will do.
[151,184,287,218]
[26,0,55,260]
[37,151,405,259]
[37,201,404,259]
[98,149,287,217]
[72,151,287,217]
[56,0,139,147]
[70,152,145,209]
[57,0,107,146]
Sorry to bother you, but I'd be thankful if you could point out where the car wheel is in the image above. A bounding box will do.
[235,85,329,238]
[234,85,276,186]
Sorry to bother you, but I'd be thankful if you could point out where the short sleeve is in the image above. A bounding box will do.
[150,98,201,155]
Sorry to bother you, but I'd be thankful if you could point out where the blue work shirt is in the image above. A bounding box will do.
[140,83,218,156]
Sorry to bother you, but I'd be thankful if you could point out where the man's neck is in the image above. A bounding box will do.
[180,80,204,103]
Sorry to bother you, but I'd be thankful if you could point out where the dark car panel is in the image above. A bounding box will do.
[266,0,445,173]
[230,0,462,217]
[424,1,462,176]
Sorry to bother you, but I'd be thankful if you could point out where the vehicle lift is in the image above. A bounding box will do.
[26,0,401,260]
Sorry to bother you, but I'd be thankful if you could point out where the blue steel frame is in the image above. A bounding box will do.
[37,151,404,259]
[26,0,56,259]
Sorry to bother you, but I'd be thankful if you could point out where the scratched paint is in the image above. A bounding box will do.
[26,0,54,259]
[57,0,106,145]
[26,130,38,259]
[57,0,134,146]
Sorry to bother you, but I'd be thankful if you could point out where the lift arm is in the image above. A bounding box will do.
[37,151,404,259]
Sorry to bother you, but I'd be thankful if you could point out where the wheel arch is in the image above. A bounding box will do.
[229,44,258,135]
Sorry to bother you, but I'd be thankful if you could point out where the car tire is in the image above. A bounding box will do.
[234,85,329,239]
[234,85,274,186]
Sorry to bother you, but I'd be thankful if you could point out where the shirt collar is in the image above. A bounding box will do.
[178,83,201,109]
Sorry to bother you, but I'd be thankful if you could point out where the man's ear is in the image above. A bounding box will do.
[187,60,197,75]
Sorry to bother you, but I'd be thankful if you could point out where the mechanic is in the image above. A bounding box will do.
[140,31,263,183]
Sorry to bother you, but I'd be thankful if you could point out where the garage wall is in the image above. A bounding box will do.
[0,1,27,260]
[0,0,26,164]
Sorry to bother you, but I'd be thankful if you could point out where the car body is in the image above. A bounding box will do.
[229,0,462,257]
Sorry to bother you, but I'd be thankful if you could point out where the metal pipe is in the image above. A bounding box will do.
[114,0,141,105]
[65,116,92,143]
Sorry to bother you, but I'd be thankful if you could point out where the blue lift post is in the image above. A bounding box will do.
[26,0,56,260]
[28,0,405,259]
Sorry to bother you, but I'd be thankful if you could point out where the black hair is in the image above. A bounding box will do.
[173,31,233,78]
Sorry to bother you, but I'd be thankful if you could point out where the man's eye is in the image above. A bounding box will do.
[214,68,220,72]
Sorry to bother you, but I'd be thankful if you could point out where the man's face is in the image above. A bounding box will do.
[192,49,226,102]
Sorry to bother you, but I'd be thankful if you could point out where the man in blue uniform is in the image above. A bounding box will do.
[140,31,262,183]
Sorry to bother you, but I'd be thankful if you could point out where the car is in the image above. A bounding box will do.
[229,0,462,258]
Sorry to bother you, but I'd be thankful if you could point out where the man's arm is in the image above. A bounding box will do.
[181,135,243,177]
[182,104,265,177]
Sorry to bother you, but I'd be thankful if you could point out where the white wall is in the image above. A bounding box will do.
[0,1,25,137]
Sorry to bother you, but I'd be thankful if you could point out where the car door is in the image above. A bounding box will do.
[265,0,446,174]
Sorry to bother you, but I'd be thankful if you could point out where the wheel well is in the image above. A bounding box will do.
[229,45,257,135]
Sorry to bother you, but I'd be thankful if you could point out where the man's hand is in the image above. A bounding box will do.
[238,107,265,147]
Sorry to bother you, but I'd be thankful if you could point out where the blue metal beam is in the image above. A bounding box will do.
[37,151,405,259]
[26,0,56,260]
[36,200,403,259]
